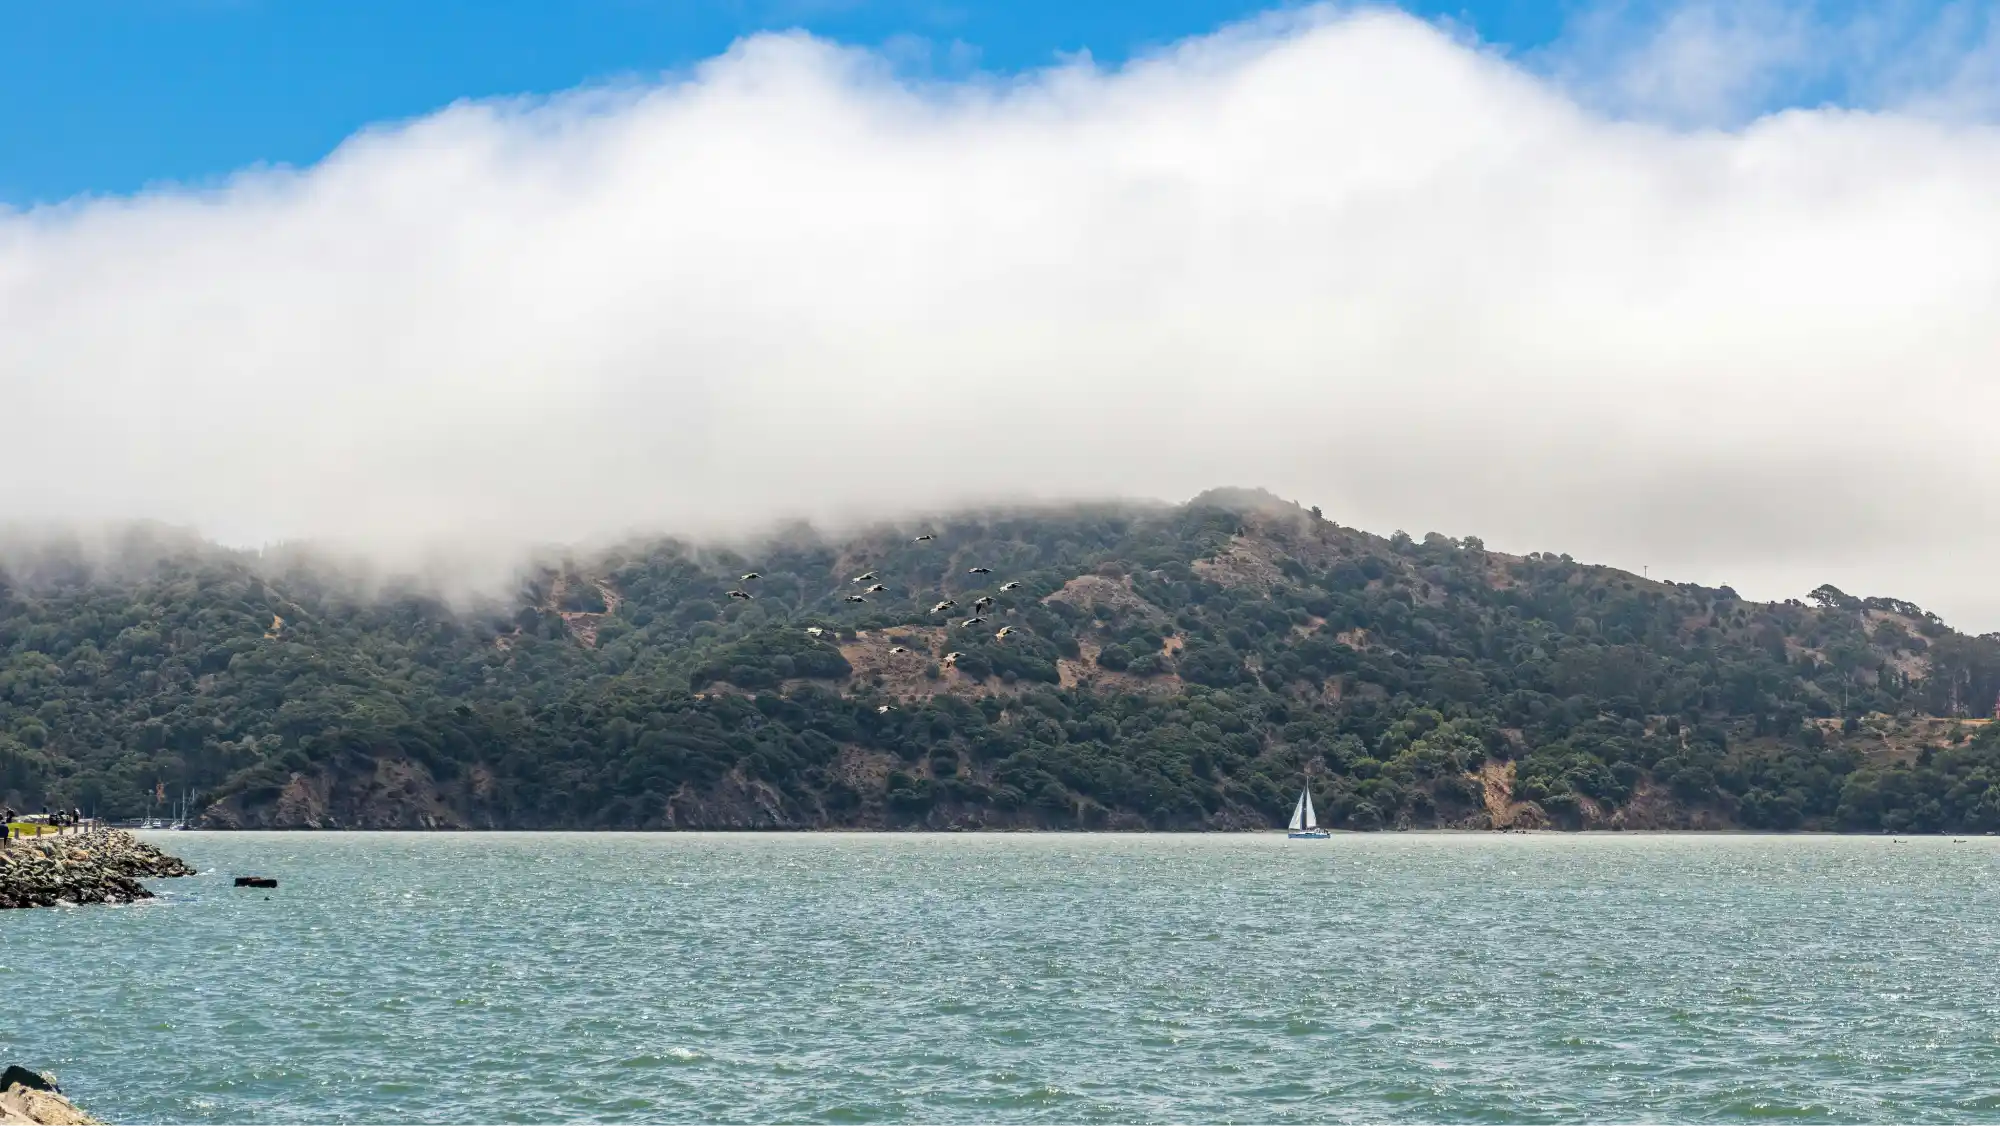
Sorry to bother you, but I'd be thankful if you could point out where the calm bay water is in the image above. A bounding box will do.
[9,832,2000,1124]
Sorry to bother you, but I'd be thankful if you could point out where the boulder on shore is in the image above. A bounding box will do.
[0,1069,98,1125]
[0,829,195,910]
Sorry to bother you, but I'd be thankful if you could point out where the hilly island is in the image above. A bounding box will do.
[3,488,1997,834]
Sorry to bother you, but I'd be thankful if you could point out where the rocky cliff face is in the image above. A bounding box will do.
[0,830,194,909]
[201,759,476,830]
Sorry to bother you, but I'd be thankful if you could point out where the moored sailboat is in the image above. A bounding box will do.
[1287,787,1329,839]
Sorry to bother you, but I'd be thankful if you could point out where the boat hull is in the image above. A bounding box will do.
[1287,830,1330,839]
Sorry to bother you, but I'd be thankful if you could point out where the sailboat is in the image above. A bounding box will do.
[1287,787,1329,839]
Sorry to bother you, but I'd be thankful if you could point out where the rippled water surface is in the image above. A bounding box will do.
[11,832,2000,1123]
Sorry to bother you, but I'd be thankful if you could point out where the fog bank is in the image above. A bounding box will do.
[5,7,2000,625]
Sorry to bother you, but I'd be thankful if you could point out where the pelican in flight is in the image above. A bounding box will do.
[942,651,964,665]
[852,572,877,583]
[929,600,957,614]
[864,584,888,593]
[740,572,760,582]
[995,626,1016,639]
[844,595,868,603]
[805,627,828,637]
[889,645,911,655]
[999,581,1022,592]
[727,590,754,600]
[966,566,991,574]
[913,534,935,543]
[972,596,993,611]
[877,705,896,714]
[961,616,987,627]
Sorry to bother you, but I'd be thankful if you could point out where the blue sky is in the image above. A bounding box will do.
[4,0,1586,205]
[6,0,1978,205]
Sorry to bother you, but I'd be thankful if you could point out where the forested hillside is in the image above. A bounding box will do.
[5,488,2000,832]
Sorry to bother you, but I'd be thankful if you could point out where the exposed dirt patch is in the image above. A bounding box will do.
[1883,651,1933,683]
[1043,574,1169,622]
[835,626,1030,702]
[1056,653,1089,690]
[1193,536,1287,590]
[1478,552,1527,590]
[1059,637,1183,694]
[1784,637,1826,667]
[1202,503,1367,573]
[839,626,947,683]
[1477,760,1545,830]
[834,745,900,793]
[548,573,623,648]
[1823,713,1992,764]
[1862,610,1937,682]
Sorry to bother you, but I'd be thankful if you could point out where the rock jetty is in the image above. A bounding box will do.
[0,1068,98,1125]
[0,829,194,909]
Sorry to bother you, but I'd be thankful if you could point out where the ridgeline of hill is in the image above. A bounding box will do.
[3,489,1999,833]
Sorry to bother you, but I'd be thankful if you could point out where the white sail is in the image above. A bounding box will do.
[1288,792,1306,831]
[1303,790,1318,830]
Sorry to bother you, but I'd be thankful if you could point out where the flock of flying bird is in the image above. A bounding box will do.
[721,533,1029,712]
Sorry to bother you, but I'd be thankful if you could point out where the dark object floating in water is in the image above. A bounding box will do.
[0,1066,56,1094]
[233,876,277,888]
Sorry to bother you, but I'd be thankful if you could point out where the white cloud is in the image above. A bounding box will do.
[4,6,2000,625]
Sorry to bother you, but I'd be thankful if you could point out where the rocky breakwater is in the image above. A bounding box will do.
[0,829,194,909]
